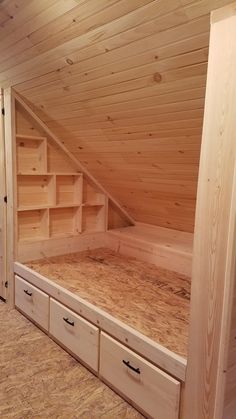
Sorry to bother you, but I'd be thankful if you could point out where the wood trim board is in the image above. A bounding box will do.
[4,87,16,306]
[0,89,6,300]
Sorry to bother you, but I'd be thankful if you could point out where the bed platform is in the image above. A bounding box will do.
[25,248,190,358]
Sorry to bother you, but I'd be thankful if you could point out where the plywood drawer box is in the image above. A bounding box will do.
[15,275,49,331]
[49,299,99,372]
[100,332,180,419]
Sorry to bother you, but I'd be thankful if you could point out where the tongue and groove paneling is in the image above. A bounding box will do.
[0,0,234,232]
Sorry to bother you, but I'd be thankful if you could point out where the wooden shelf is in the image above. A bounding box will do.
[18,203,81,211]
[49,207,81,238]
[83,179,106,206]
[16,132,107,243]
[82,203,105,207]
[16,135,47,174]
[17,172,81,176]
[16,134,47,141]
[82,205,106,233]
[56,174,82,206]
[17,174,55,209]
[18,209,49,242]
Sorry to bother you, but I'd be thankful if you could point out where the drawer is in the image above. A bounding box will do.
[15,275,49,331]
[100,332,180,419]
[49,299,99,372]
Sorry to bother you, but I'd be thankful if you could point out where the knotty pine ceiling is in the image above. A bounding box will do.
[0,0,233,232]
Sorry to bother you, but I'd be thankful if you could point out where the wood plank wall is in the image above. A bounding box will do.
[183,4,236,418]
[0,0,234,232]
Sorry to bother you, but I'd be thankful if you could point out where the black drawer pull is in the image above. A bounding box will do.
[122,360,140,374]
[23,289,32,296]
[63,317,74,326]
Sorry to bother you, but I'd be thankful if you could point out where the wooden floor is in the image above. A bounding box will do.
[27,248,191,357]
[0,301,143,419]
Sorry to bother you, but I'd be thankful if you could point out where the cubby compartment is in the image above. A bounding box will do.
[16,135,47,174]
[83,179,106,206]
[18,209,49,242]
[56,175,82,206]
[17,174,55,209]
[82,205,106,233]
[49,207,81,238]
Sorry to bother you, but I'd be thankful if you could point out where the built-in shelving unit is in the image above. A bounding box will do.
[16,135,107,242]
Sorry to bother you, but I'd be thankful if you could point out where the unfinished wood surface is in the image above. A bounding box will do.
[0,0,234,231]
[18,209,49,242]
[14,91,135,227]
[218,95,236,419]
[100,332,180,419]
[50,298,99,372]
[17,231,109,262]
[0,301,143,418]
[108,223,193,276]
[15,275,49,331]
[0,90,6,299]
[16,135,47,174]
[15,97,115,256]
[26,248,190,358]
[4,87,16,306]
[221,169,236,418]
[15,259,187,381]
[183,4,236,419]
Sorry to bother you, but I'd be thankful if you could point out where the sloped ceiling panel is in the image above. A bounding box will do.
[0,0,233,232]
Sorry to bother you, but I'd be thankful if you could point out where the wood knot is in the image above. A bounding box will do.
[153,72,162,83]
[66,58,73,65]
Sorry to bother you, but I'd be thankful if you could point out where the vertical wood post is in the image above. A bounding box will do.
[4,88,16,307]
[183,3,236,418]
[0,89,6,300]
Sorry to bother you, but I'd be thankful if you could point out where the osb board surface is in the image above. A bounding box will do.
[0,301,143,419]
[27,248,191,357]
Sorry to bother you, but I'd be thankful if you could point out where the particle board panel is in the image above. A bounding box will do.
[0,302,143,418]
[26,248,191,358]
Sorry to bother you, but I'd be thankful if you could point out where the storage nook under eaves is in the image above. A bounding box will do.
[12,94,189,419]
[1,2,236,419]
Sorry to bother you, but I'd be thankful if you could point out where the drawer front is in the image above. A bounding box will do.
[15,275,49,331]
[50,299,99,372]
[100,332,180,419]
